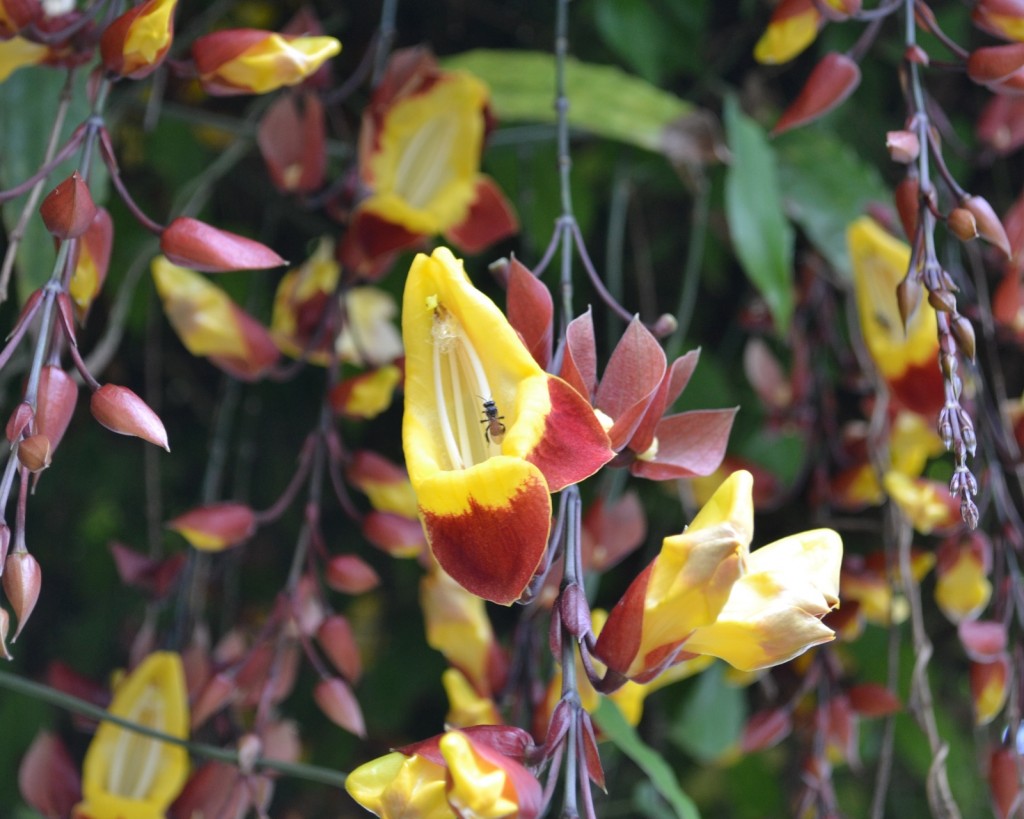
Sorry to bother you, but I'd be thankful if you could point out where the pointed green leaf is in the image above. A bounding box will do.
[724,95,795,335]
[593,699,701,819]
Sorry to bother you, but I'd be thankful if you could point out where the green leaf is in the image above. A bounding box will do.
[593,0,688,84]
[0,67,108,302]
[723,95,795,335]
[668,661,746,763]
[775,127,890,279]
[442,50,691,154]
[593,699,701,819]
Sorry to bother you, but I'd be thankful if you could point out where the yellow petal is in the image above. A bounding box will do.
[151,256,247,359]
[422,567,496,695]
[76,653,189,818]
[441,732,519,819]
[345,751,451,819]
[848,217,938,380]
[0,37,48,84]
[935,551,992,623]
[218,34,340,94]
[684,529,842,671]
[442,668,503,728]
[754,6,821,65]
[123,0,176,64]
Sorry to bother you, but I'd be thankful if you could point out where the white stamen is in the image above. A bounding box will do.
[433,339,464,470]
[459,329,494,407]
[446,346,474,468]
[106,685,164,800]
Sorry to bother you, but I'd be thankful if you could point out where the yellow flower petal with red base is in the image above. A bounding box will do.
[363,71,487,236]
[403,248,612,604]
[0,35,46,83]
[848,217,943,415]
[72,652,189,819]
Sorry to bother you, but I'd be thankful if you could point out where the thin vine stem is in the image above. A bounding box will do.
[0,668,349,789]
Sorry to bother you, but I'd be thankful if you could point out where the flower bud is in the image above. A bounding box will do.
[160,217,285,273]
[894,176,919,241]
[35,366,78,454]
[886,130,919,163]
[70,207,113,316]
[17,434,50,472]
[772,52,861,136]
[948,207,978,242]
[904,44,929,65]
[0,523,10,571]
[316,614,362,682]
[3,550,41,640]
[166,502,255,552]
[896,275,923,328]
[40,171,97,241]
[192,29,341,96]
[962,195,1011,258]
[970,655,1010,725]
[927,287,958,314]
[967,42,1024,85]
[313,677,365,737]
[90,384,170,451]
[951,314,977,360]
[325,554,380,594]
[100,0,176,79]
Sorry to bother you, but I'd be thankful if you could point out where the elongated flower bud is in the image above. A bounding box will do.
[40,172,96,240]
[4,550,41,640]
[90,384,169,451]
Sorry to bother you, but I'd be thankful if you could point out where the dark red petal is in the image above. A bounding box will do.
[629,348,700,456]
[192,28,269,73]
[528,377,614,492]
[592,562,652,676]
[772,52,861,136]
[18,731,81,817]
[337,208,423,279]
[444,175,519,254]
[594,317,666,451]
[630,407,737,481]
[741,708,793,752]
[423,472,551,606]
[506,256,553,370]
[560,309,598,400]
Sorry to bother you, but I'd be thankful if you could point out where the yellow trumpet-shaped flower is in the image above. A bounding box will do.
[72,652,189,819]
[402,247,613,604]
[595,471,843,680]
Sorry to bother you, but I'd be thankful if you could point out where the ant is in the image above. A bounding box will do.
[480,398,506,444]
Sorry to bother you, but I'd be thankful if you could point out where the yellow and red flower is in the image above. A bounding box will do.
[192,28,340,96]
[72,652,189,819]
[753,0,860,65]
[100,0,177,80]
[346,726,541,819]
[848,216,944,417]
[594,471,842,681]
[402,247,612,604]
[0,34,47,83]
[0,0,39,39]
[339,48,517,279]
[151,255,280,381]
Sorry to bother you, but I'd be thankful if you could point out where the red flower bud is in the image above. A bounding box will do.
[3,550,41,640]
[948,207,979,242]
[324,554,380,594]
[772,52,861,136]
[313,677,365,737]
[35,366,78,454]
[968,42,1024,85]
[741,708,793,752]
[90,384,170,451]
[0,608,10,660]
[361,510,426,557]
[166,502,256,551]
[959,619,1008,662]
[160,217,286,273]
[962,195,1012,258]
[316,614,362,683]
[894,176,920,241]
[40,171,97,240]
[17,731,81,818]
